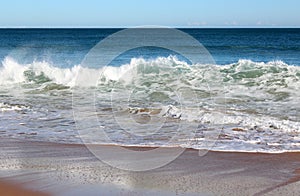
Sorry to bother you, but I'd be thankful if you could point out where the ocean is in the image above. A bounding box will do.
[0,28,299,153]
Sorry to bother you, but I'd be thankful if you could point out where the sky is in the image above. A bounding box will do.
[1,0,300,27]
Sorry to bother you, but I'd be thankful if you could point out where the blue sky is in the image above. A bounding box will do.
[1,0,300,27]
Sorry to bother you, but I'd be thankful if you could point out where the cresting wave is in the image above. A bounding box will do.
[0,57,81,87]
[0,55,299,127]
[0,56,299,88]
[1,56,299,153]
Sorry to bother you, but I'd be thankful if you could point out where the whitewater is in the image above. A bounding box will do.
[0,56,299,153]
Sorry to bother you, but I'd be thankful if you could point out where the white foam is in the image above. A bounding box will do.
[0,102,31,112]
[0,57,82,87]
[0,56,299,87]
[1,56,299,135]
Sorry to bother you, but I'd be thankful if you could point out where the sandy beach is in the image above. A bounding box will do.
[0,180,49,196]
[0,137,299,195]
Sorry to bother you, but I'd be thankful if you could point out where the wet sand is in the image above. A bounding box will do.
[1,137,300,195]
[0,180,49,196]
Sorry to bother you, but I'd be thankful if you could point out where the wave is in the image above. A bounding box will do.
[0,57,82,87]
[1,56,299,121]
[0,56,299,88]
[1,56,299,153]
[0,102,31,112]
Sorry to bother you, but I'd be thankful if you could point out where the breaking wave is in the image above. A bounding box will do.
[0,56,299,88]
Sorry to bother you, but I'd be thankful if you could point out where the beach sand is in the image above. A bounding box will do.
[1,137,300,195]
[0,180,49,196]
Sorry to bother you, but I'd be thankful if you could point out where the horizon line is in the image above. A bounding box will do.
[0,25,300,29]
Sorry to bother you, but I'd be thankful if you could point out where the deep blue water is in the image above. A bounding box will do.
[0,28,299,67]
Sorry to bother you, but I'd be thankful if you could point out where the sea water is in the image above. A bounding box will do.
[0,28,299,153]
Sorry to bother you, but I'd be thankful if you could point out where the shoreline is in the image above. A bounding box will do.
[1,136,299,154]
[1,137,300,195]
